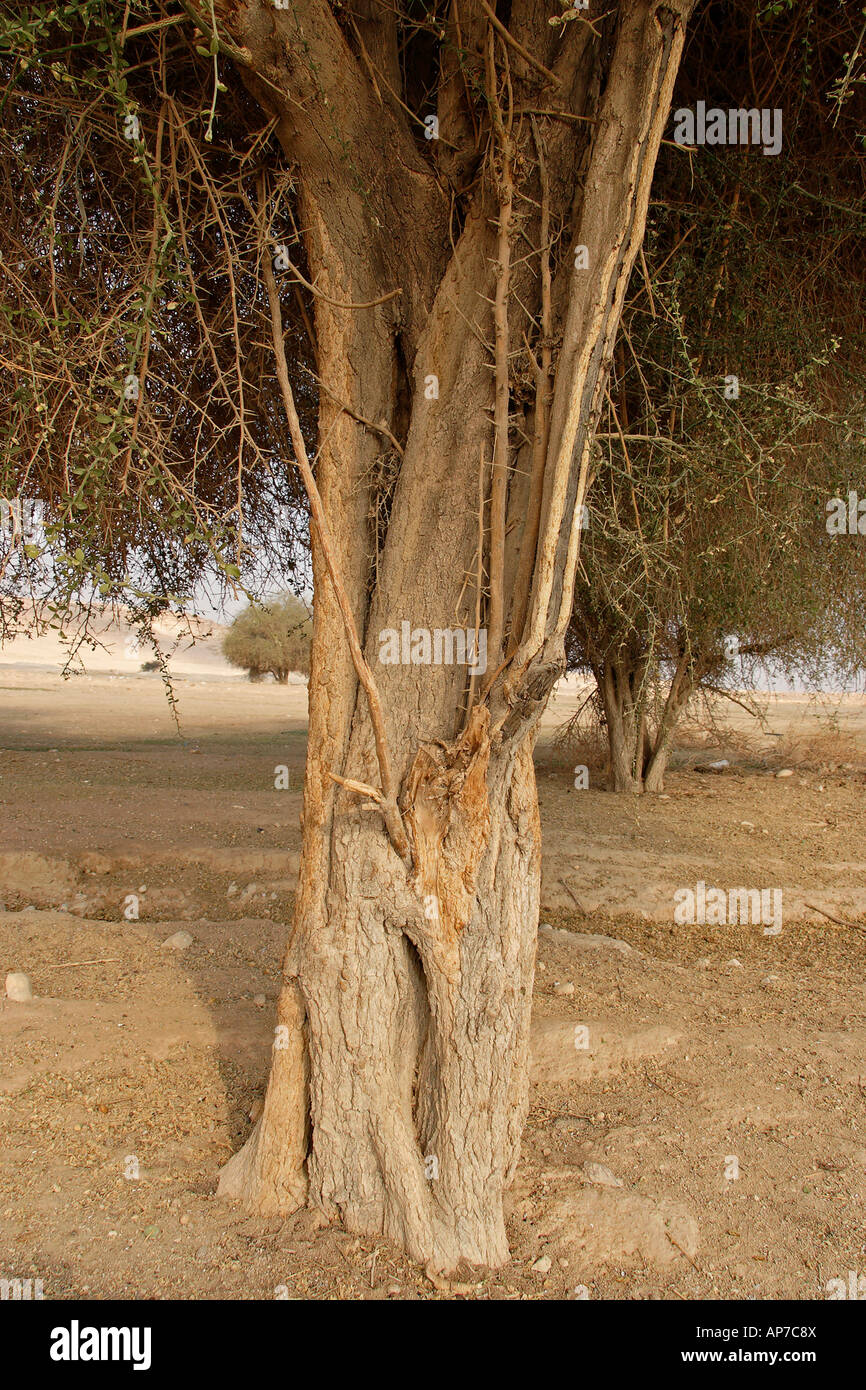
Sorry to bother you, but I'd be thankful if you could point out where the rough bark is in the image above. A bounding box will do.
[215,0,693,1271]
[598,657,648,793]
[595,649,700,794]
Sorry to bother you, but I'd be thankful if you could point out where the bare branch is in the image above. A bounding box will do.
[259,176,410,864]
[477,0,558,87]
[485,28,513,672]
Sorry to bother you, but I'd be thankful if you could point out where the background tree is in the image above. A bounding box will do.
[223,593,312,682]
[565,0,866,792]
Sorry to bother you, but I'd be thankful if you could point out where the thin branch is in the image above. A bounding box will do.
[307,369,404,456]
[805,902,866,936]
[328,772,383,802]
[274,249,402,310]
[464,441,487,728]
[259,177,410,864]
[485,27,513,671]
[509,114,552,656]
[477,0,558,86]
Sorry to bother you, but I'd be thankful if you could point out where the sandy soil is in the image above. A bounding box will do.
[1,667,865,1300]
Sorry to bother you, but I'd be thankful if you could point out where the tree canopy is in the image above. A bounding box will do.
[222,591,312,681]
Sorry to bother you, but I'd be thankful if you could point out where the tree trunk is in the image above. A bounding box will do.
[216,0,692,1272]
[643,651,698,791]
[598,657,647,793]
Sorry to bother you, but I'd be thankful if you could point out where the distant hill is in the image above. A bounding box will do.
[0,603,239,678]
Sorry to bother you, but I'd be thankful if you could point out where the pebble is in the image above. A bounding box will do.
[253,994,266,1007]
[582,1161,623,1188]
[727,958,743,969]
[776,768,794,778]
[5,971,33,1002]
[553,981,575,996]
[531,1256,552,1274]
[161,930,193,951]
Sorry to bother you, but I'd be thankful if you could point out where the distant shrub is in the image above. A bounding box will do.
[222,594,312,684]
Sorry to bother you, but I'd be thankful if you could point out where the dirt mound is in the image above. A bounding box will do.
[531,1017,683,1084]
[0,852,77,904]
[543,1188,699,1268]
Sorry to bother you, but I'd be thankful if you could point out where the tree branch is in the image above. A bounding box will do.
[477,0,558,87]
[485,28,513,672]
[508,114,552,654]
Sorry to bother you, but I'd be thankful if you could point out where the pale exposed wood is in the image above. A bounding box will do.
[508,114,552,654]
[485,29,513,671]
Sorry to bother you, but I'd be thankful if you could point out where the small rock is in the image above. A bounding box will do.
[583,1161,623,1188]
[726,958,743,969]
[226,882,239,898]
[554,981,575,996]
[740,821,755,830]
[531,1256,552,1274]
[161,930,193,951]
[776,768,794,778]
[5,971,33,1002]
[694,957,711,969]
[253,993,266,1007]
[248,1097,264,1123]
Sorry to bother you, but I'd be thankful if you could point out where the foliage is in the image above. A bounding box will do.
[0,1,313,655]
[566,0,866,787]
[222,592,311,682]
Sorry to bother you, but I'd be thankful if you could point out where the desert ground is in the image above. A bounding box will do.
[1,644,865,1300]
